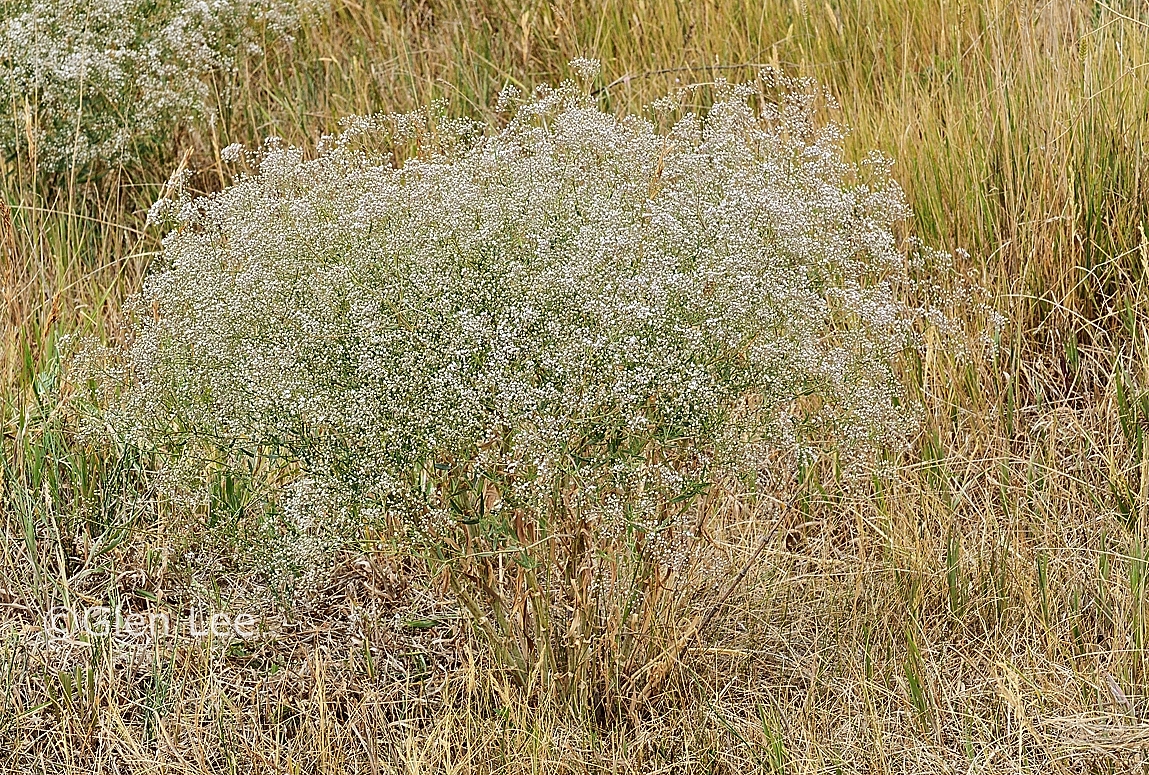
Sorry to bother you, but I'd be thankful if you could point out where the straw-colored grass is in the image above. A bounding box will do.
[2,1,1148,772]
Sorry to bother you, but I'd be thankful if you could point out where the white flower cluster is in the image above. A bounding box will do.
[0,0,321,171]
[110,72,940,580]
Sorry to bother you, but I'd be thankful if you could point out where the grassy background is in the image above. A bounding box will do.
[2,0,1149,772]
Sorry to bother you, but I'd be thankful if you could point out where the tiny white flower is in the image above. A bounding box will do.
[220,142,245,162]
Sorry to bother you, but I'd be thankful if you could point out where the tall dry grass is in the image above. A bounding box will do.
[2,0,1148,772]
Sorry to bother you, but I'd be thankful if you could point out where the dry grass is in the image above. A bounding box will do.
[3,0,1149,772]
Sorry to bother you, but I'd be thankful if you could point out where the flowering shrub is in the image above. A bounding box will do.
[100,71,946,701]
[0,0,320,172]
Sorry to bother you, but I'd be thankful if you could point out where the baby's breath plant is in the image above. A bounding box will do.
[0,0,320,173]
[98,70,946,704]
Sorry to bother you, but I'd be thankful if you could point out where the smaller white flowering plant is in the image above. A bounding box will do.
[0,0,321,172]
